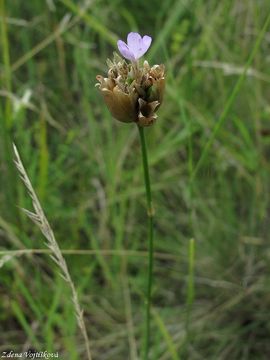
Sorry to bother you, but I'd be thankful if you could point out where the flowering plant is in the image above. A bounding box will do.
[96,32,165,359]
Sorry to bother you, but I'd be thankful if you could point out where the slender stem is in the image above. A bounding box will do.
[0,0,19,223]
[137,125,154,360]
[0,0,12,126]
[186,238,195,331]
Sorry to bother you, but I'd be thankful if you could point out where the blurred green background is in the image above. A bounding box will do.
[1,0,270,358]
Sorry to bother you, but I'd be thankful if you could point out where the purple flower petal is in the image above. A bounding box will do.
[142,36,152,52]
[117,40,135,61]
[127,32,142,59]
[117,32,152,61]
[136,35,152,58]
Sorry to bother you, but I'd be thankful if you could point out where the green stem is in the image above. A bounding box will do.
[0,0,19,223]
[186,238,195,332]
[0,0,12,126]
[137,125,154,360]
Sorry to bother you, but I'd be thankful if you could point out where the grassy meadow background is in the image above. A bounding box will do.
[1,0,270,358]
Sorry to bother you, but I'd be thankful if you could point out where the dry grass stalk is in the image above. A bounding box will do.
[13,143,92,360]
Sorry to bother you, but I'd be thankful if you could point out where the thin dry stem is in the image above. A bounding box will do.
[0,248,180,260]
[13,143,92,360]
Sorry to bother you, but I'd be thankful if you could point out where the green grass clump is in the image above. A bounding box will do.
[1,0,270,358]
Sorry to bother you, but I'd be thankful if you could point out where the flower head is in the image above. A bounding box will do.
[117,32,152,61]
[96,34,165,127]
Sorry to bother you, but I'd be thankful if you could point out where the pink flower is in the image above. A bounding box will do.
[117,32,152,61]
